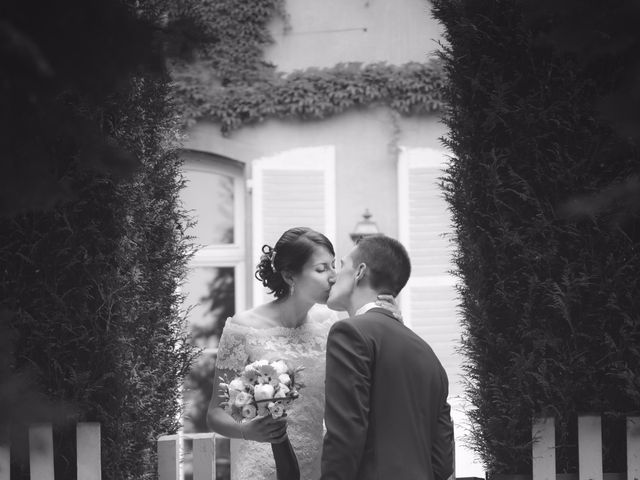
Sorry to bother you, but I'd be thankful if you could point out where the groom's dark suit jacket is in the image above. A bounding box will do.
[321,307,454,480]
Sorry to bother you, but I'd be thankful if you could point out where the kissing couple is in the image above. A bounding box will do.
[208,227,454,480]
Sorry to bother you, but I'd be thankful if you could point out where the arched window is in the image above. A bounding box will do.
[179,150,246,435]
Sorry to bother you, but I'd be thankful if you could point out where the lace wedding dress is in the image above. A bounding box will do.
[215,310,336,480]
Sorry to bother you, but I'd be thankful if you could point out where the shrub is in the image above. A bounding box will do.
[0,0,208,478]
[432,0,640,474]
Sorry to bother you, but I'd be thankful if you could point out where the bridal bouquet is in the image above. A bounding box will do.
[219,359,304,480]
[219,359,303,421]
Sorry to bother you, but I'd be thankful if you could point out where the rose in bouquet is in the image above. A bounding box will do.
[219,359,304,480]
[219,359,303,421]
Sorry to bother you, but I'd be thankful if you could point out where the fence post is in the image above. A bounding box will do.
[0,426,9,480]
[192,433,215,480]
[532,417,555,480]
[29,423,55,480]
[578,414,602,480]
[628,416,640,480]
[77,422,101,480]
[158,435,179,480]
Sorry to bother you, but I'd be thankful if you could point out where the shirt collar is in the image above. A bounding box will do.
[354,302,379,316]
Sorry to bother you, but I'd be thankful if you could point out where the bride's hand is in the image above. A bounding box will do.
[375,294,403,323]
[240,413,288,444]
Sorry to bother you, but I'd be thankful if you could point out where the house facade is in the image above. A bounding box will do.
[178,0,484,476]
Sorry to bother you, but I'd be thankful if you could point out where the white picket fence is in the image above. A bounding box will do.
[532,415,640,480]
[0,422,101,480]
[3,416,639,479]
[0,423,227,480]
[157,432,229,480]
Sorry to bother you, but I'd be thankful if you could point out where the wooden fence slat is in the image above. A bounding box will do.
[628,416,640,480]
[532,417,556,480]
[578,414,602,480]
[29,424,55,480]
[192,433,215,480]
[77,423,101,480]
[158,435,179,480]
[230,438,240,479]
[0,426,9,480]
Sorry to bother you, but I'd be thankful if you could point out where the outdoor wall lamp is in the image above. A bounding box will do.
[349,209,380,243]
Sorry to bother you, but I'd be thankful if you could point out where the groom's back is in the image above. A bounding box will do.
[348,308,453,480]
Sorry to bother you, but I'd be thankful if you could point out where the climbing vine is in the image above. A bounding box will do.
[169,0,445,133]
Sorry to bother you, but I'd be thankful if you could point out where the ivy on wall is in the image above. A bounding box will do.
[169,0,445,133]
[175,61,446,133]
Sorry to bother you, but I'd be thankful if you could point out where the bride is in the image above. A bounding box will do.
[207,227,397,480]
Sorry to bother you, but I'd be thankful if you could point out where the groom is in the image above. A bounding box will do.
[321,235,454,480]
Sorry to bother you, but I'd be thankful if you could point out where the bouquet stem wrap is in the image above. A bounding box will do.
[271,435,300,480]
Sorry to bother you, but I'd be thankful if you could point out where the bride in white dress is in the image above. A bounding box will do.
[207,227,397,480]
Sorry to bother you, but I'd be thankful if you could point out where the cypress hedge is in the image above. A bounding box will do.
[432,0,640,474]
[0,0,212,478]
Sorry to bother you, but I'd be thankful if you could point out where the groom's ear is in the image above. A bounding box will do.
[354,263,367,284]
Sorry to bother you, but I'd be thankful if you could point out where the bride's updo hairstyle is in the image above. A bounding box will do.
[255,227,335,299]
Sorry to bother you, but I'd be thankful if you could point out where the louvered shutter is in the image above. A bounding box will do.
[398,147,461,397]
[252,147,336,306]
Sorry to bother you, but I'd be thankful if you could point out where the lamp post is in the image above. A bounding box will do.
[349,209,380,243]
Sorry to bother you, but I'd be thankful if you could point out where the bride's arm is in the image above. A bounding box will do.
[206,324,287,443]
[375,294,403,322]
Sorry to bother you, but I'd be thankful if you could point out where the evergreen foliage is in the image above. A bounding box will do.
[432,0,640,474]
[1,0,207,477]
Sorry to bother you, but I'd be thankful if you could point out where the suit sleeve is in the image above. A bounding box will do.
[431,369,454,480]
[321,320,372,480]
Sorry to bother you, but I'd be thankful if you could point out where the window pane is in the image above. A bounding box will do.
[185,267,235,348]
[182,168,235,245]
[184,266,235,349]
[183,266,235,436]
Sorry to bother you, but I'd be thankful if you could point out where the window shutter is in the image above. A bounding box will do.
[398,147,461,397]
[252,146,336,306]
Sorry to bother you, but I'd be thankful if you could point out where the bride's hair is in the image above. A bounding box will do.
[255,227,335,299]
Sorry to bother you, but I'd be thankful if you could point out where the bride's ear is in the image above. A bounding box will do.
[281,270,295,288]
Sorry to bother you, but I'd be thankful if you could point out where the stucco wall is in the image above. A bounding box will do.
[185,107,446,260]
[264,0,443,70]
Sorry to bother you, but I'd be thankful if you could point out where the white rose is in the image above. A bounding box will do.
[254,384,275,402]
[271,360,289,375]
[228,378,245,391]
[234,391,252,407]
[278,373,291,386]
[275,384,289,397]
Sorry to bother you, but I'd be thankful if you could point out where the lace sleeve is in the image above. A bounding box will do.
[215,321,250,372]
[211,321,250,409]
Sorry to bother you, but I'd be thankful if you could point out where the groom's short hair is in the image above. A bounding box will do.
[353,235,411,296]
